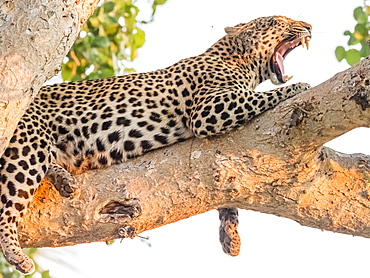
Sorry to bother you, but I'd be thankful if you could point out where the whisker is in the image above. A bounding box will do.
[311,31,329,34]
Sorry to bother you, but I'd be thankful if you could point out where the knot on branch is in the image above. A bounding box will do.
[348,65,370,111]
[97,199,142,223]
[350,91,370,111]
[289,101,315,128]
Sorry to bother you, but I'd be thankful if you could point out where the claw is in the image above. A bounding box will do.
[284,75,293,82]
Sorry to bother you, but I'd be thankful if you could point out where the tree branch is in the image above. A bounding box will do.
[17,57,370,249]
[0,0,99,156]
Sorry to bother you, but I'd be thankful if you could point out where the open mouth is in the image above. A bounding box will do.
[271,35,311,83]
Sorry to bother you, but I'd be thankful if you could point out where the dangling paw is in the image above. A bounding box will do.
[218,207,241,256]
[5,249,35,274]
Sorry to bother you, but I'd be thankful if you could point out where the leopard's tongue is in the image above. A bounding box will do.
[276,52,285,76]
[272,38,304,83]
[275,49,293,83]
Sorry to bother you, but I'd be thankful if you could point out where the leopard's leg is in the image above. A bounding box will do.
[45,163,76,198]
[190,82,310,137]
[218,207,240,256]
[0,124,51,274]
[190,83,310,254]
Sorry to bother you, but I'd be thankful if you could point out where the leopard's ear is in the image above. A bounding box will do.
[225,26,237,35]
[225,23,247,36]
[224,26,242,36]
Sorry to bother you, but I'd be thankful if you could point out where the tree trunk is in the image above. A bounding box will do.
[17,56,370,249]
[0,0,99,156]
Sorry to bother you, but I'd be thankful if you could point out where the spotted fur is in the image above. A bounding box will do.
[0,16,311,273]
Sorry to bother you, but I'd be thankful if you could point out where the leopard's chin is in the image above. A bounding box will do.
[269,35,310,84]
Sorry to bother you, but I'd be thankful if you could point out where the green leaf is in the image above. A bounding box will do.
[105,24,119,36]
[89,17,100,28]
[354,6,368,23]
[154,0,166,5]
[41,270,51,278]
[87,72,101,80]
[101,67,115,77]
[335,46,346,61]
[62,0,164,81]
[344,30,351,36]
[345,49,362,65]
[91,36,110,48]
[360,41,370,57]
[72,73,83,81]
[348,33,359,45]
[104,1,115,13]
[124,68,135,74]
[133,28,146,48]
[61,62,74,81]
[355,23,368,37]
[104,15,118,24]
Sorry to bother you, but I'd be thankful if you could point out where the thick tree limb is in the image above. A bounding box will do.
[0,0,99,156]
[17,57,370,249]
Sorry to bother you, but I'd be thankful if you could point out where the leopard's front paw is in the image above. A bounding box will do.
[292,82,311,94]
[53,173,77,198]
[45,164,77,198]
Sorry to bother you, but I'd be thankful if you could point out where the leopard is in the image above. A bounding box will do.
[0,15,311,273]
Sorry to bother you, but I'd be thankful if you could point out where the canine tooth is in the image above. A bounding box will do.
[301,38,306,49]
[305,37,310,50]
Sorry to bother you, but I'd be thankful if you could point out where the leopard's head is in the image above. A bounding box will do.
[225,16,312,85]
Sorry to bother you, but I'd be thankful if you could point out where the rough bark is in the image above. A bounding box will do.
[0,0,99,156]
[17,56,370,248]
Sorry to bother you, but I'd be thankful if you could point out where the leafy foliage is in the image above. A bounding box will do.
[336,5,370,65]
[0,0,165,276]
[62,0,166,81]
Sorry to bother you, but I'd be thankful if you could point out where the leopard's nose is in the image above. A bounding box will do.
[303,24,312,33]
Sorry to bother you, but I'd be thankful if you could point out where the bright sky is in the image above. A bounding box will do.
[37,0,370,277]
